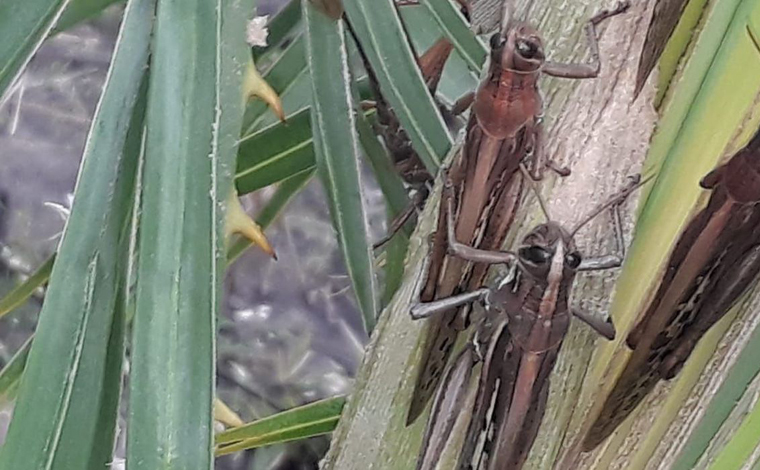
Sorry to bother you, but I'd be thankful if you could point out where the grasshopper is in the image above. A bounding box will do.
[582,128,760,450]
[406,1,630,424]
[413,174,645,470]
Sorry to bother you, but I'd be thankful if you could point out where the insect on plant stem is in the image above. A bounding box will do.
[405,0,631,427]
[583,127,760,451]
[413,174,648,470]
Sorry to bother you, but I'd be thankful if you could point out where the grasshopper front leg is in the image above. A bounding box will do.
[409,176,518,320]
[572,175,646,339]
[444,179,518,265]
[577,202,626,271]
[542,2,630,79]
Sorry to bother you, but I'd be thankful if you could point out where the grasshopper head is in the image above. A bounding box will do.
[721,131,760,204]
[518,222,581,278]
[489,23,545,73]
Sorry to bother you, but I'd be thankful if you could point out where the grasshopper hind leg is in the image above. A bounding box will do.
[407,317,461,425]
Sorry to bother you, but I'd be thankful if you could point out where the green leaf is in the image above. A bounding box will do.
[253,0,302,62]
[354,109,413,304]
[53,0,123,33]
[397,5,478,107]
[580,1,760,468]
[0,335,32,405]
[215,396,346,455]
[706,375,760,470]
[304,0,379,333]
[420,0,486,71]
[344,0,452,173]
[227,169,314,264]
[236,107,315,194]
[0,254,54,319]
[0,0,151,466]
[355,110,410,224]
[380,228,409,307]
[672,299,760,470]
[127,0,253,468]
[0,0,69,102]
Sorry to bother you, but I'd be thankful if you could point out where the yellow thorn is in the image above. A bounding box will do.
[226,190,277,259]
[214,397,245,428]
[243,57,285,123]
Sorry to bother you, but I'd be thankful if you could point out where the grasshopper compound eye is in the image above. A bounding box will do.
[520,245,551,265]
[489,32,507,50]
[516,39,540,59]
[565,252,582,269]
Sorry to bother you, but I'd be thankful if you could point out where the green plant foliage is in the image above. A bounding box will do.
[343,0,452,173]
[303,0,379,333]
[0,0,151,466]
[126,0,255,468]
[215,396,346,455]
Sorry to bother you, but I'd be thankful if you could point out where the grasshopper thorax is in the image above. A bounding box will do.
[485,223,579,353]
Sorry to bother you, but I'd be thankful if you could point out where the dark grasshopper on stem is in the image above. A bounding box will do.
[583,128,760,451]
[406,1,631,425]
[348,16,457,248]
[413,174,645,470]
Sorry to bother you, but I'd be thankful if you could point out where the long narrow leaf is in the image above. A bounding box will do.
[0,254,54,319]
[304,2,379,333]
[252,0,303,62]
[354,110,413,304]
[672,298,760,470]
[127,0,254,467]
[343,0,452,173]
[421,0,486,71]
[0,335,32,404]
[0,0,70,103]
[0,0,152,466]
[355,110,410,224]
[237,107,314,194]
[215,396,346,455]
[53,0,123,33]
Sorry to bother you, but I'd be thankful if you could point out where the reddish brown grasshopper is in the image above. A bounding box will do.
[582,128,760,451]
[413,174,645,470]
[406,1,630,424]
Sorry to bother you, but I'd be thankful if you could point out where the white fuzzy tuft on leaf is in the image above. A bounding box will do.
[246,16,269,47]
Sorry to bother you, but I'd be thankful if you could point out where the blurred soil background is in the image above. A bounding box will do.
[0,2,386,468]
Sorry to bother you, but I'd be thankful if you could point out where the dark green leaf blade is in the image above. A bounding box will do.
[422,0,486,71]
[0,0,68,101]
[236,107,315,194]
[344,0,452,173]
[304,1,379,333]
[215,396,346,455]
[0,0,152,466]
[0,254,54,319]
[127,0,253,468]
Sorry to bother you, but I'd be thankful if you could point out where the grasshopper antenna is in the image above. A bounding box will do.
[519,164,552,221]
[500,0,514,34]
[569,173,654,237]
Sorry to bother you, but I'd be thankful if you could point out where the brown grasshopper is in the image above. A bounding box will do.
[413,174,645,470]
[583,128,760,451]
[406,1,630,425]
